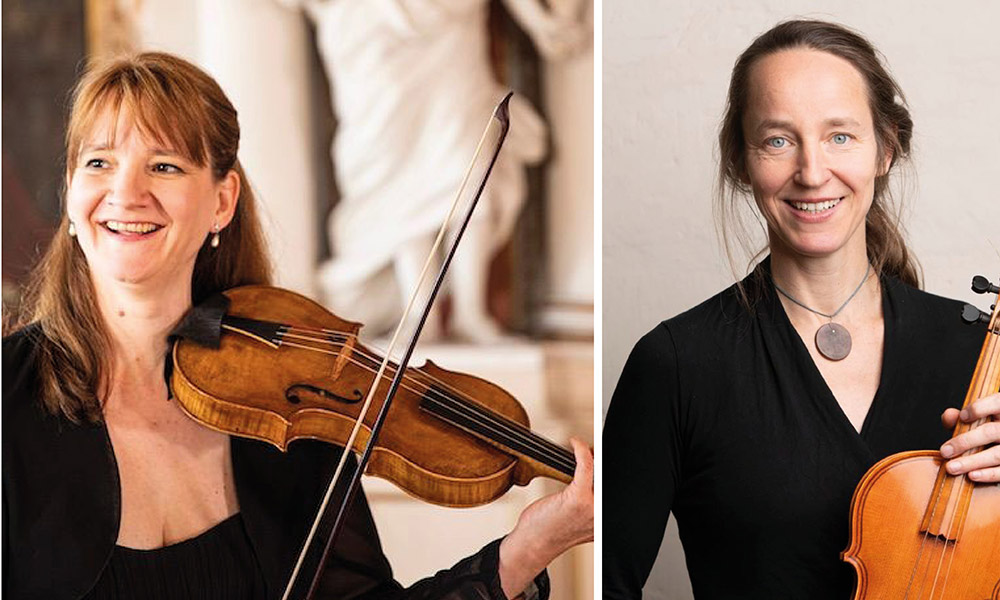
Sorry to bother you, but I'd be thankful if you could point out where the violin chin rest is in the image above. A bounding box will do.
[171,293,231,349]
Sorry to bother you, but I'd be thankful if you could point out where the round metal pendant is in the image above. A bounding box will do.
[815,322,852,361]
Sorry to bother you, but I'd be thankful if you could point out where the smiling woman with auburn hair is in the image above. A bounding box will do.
[3,51,592,600]
[603,19,999,599]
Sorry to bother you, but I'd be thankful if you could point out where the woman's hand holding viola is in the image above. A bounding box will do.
[941,392,1000,482]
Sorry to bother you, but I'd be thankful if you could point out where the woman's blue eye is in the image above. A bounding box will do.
[84,158,107,168]
[766,137,787,149]
[832,134,849,145]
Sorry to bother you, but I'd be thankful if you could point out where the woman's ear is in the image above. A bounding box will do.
[879,150,893,177]
[214,169,240,229]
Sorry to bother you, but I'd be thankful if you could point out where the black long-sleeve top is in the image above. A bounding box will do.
[603,265,985,599]
[3,324,548,600]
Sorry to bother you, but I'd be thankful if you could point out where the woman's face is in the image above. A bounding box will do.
[742,48,886,261]
[66,110,238,291]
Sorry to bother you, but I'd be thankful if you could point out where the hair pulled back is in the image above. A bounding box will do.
[716,19,920,298]
[14,52,272,423]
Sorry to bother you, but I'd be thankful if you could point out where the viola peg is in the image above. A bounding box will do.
[961,303,990,324]
[971,275,999,295]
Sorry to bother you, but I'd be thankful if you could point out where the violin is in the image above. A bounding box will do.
[842,275,1000,599]
[167,94,587,599]
[168,284,576,508]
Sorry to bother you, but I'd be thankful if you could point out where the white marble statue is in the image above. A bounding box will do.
[298,0,586,342]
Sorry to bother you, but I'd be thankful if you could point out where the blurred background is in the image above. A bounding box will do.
[603,1,1000,598]
[3,0,594,597]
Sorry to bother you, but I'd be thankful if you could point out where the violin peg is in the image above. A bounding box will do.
[971,275,999,295]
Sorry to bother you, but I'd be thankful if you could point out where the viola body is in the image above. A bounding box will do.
[170,286,573,508]
[843,452,1000,599]
[843,275,1000,599]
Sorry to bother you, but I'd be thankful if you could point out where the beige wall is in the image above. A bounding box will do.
[602,2,1000,598]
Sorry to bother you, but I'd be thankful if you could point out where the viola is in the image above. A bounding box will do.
[842,275,1000,599]
[169,284,576,508]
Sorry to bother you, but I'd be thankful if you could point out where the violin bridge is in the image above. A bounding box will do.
[331,331,356,380]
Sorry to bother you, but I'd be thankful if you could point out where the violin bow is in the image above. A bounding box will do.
[282,93,513,600]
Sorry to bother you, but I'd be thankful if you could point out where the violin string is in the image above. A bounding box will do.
[284,326,526,412]
[282,327,494,402]
[282,328,487,399]
[278,332,575,470]
[276,337,574,472]
[222,319,576,472]
[934,328,1000,599]
[419,393,576,473]
[275,331,575,471]
[278,326,575,466]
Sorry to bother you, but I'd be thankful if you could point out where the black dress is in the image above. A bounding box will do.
[83,513,267,599]
[603,264,984,599]
[3,324,549,600]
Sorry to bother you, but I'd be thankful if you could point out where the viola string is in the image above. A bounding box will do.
[272,329,575,471]
[937,477,973,598]
[936,328,1000,598]
[907,473,945,600]
[903,296,998,599]
[278,325,575,465]
[927,315,1000,599]
[910,449,964,599]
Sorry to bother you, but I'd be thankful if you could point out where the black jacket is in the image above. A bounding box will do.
[3,325,543,599]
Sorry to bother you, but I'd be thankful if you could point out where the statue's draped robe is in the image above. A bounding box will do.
[307,0,547,331]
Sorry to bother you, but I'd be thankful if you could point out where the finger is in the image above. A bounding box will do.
[569,437,594,489]
[945,445,1000,476]
[959,392,1000,422]
[967,465,1000,483]
[940,421,1000,457]
[942,408,960,429]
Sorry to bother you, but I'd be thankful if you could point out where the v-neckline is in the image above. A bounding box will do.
[761,266,896,447]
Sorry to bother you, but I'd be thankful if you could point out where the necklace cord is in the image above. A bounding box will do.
[772,263,872,320]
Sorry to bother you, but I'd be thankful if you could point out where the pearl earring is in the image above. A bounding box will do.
[210,223,220,248]
[68,221,76,237]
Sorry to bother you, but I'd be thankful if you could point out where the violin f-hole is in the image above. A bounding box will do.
[286,384,363,405]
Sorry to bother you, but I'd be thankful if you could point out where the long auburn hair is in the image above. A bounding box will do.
[12,52,272,423]
[715,19,920,303]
